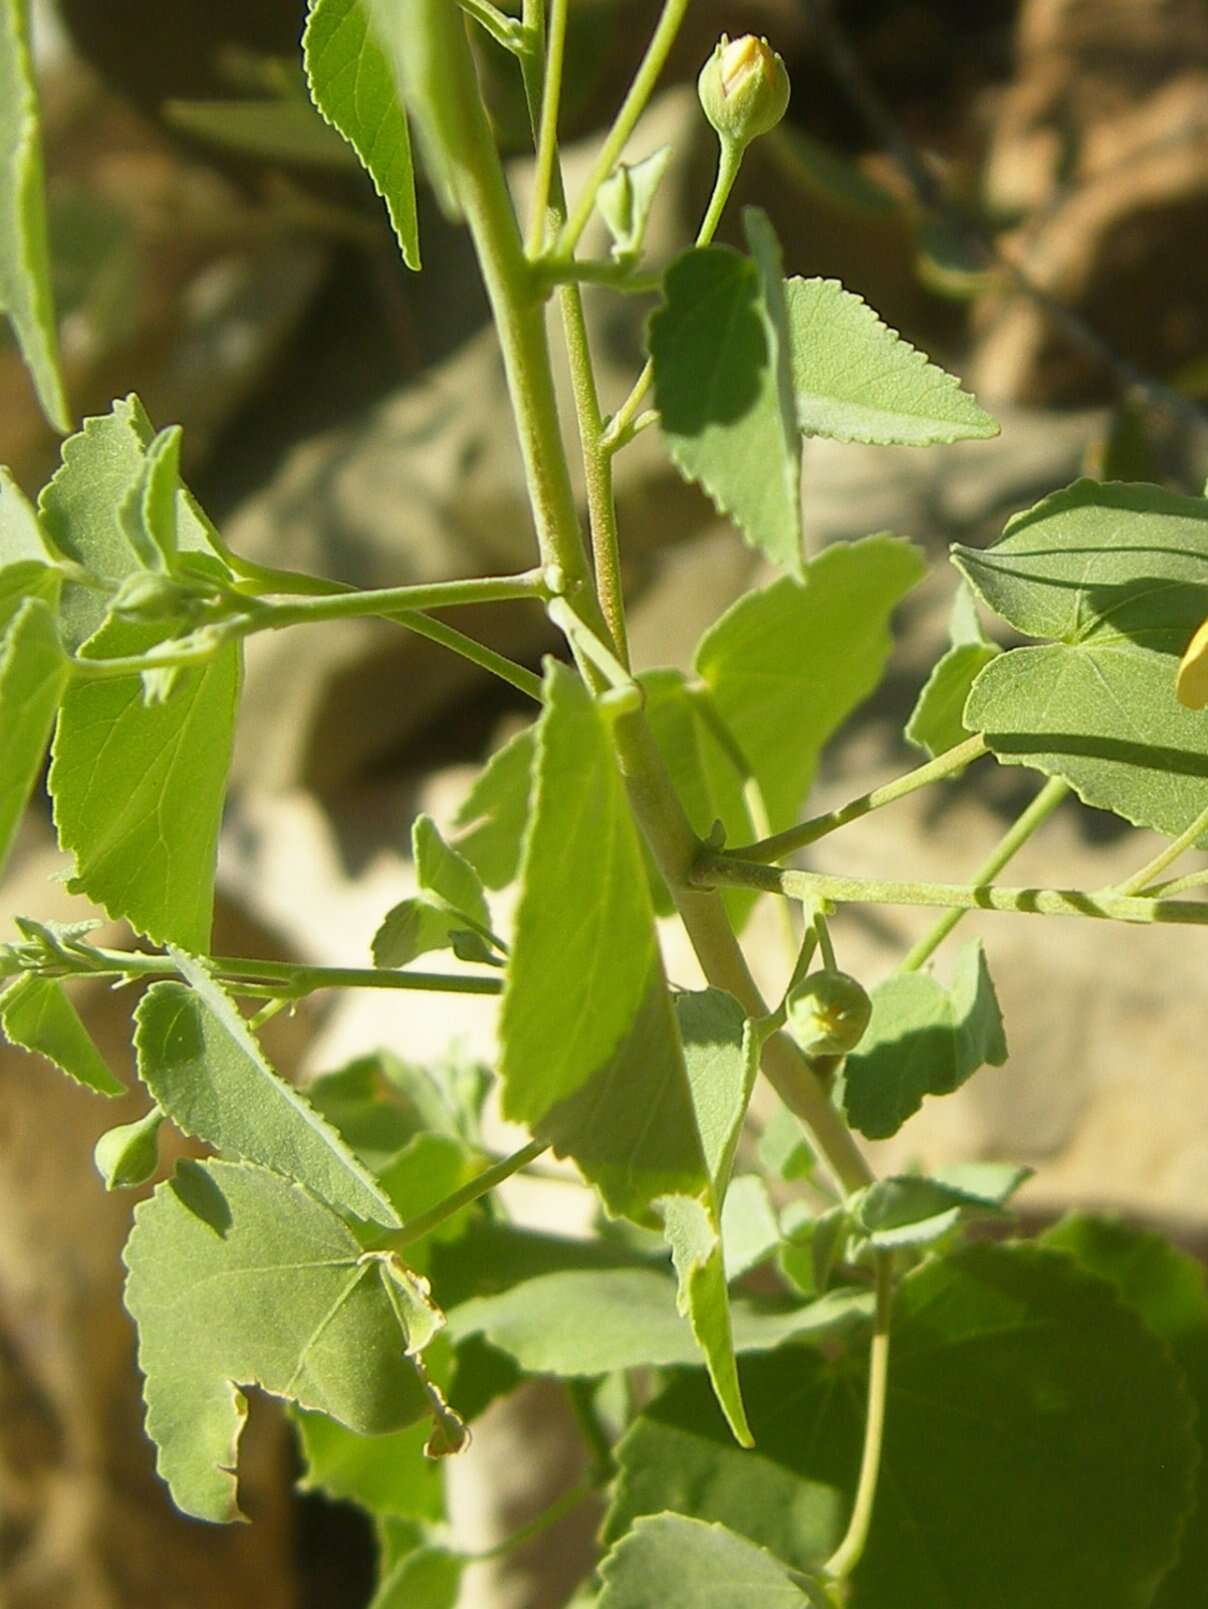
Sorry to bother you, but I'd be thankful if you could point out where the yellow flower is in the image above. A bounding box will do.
[1175,615,1208,709]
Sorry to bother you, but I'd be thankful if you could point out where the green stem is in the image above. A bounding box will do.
[534,258,661,294]
[554,0,693,258]
[900,775,1070,971]
[611,708,874,1196]
[525,0,569,254]
[519,0,630,665]
[548,597,634,690]
[383,610,543,703]
[728,735,989,863]
[600,138,745,454]
[463,1481,597,1563]
[14,944,504,998]
[1114,796,1208,896]
[455,0,526,51]
[1143,867,1208,898]
[696,851,1208,927]
[402,0,599,621]
[388,1137,548,1247]
[824,1252,893,1583]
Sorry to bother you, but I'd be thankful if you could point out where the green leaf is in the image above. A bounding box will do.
[695,537,925,834]
[840,940,1006,1139]
[758,1102,816,1182]
[650,223,802,576]
[38,397,221,649]
[0,0,70,431]
[677,989,757,1198]
[372,1545,462,1609]
[119,424,182,572]
[294,1409,444,1521]
[907,582,999,758]
[956,480,1208,841]
[597,146,672,260]
[1040,1214,1208,1609]
[777,1202,846,1298]
[303,0,420,269]
[123,1159,439,1522]
[164,96,358,169]
[373,814,496,967]
[784,277,997,445]
[0,972,123,1095]
[850,1172,1014,1252]
[606,1243,1197,1609]
[599,1514,818,1609]
[499,663,659,1140]
[0,596,69,876]
[452,724,534,889]
[640,667,753,848]
[720,1174,780,1280]
[0,464,58,566]
[447,1267,871,1375]
[134,949,400,1227]
[660,1193,749,1445]
[49,622,239,950]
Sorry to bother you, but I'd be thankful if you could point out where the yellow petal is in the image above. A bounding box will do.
[1176,615,1208,709]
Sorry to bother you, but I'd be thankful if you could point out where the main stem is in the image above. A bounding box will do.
[416,1,872,1199]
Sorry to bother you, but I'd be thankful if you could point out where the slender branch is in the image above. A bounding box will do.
[824,1252,893,1583]
[1113,797,1208,897]
[695,848,1208,927]
[727,735,989,863]
[534,258,661,294]
[388,1137,548,1247]
[900,775,1070,971]
[525,0,569,254]
[383,610,543,702]
[455,0,526,52]
[555,0,693,257]
[5,943,504,998]
[601,139,745,454]
[518,0,630,664]
[1142,867,1208,899]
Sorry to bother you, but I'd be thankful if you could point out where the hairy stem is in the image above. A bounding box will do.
[525,0,569,253]
[389,1137,549,1246]
[728,734,989,863]
[695,850,1208,927]
[900,775,1070,970]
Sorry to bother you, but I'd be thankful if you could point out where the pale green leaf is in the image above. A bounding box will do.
[94,1104,164,1187]
[0,972,123,1095]
[0,596,69,875]
[660,1193,750,1445]
[452,724,534,889]
[956,481,1208,841]
[850,1173,1014,1252]
[840,941,1006,1139]
[677,988,757,1198]
[720,1175,780,1279]
[134,950,400,1227]
[0,464,57,565]
[119,424,181,571]
[599,1514,817,1609]
[164,96,358,169]
[905,639,998,757]
[371,896,470,968]
[372,1545,462,1609]
[785,277,997,445]
[39,396,224,649]
[0,0,69,431]
[640,669,753,850]
[303,0,420,269]
[606,1244,1197,1608]
[123,1159,435,1521]
[413,813,489,926]
[695,537,925,832]
[447,1266,871,1375]
[650,232,802,577]
[499,663,659,1127]
[49,622,239,950]
[295,1410,444,1520]
[597,145,672,260]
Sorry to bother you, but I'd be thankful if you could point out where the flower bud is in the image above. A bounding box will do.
[787,969,872,1057]
[94,1106,164,1190]
[697,34,790,151]
[1176,613,1208,709]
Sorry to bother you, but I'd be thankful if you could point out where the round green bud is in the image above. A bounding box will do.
[111,571,195,623]
[697,34,790,151]
[787,969,872,1057]
[94,1105,164,1190]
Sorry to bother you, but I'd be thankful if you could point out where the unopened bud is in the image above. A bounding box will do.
[787,969,871,1057]
[698,34,790,151]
